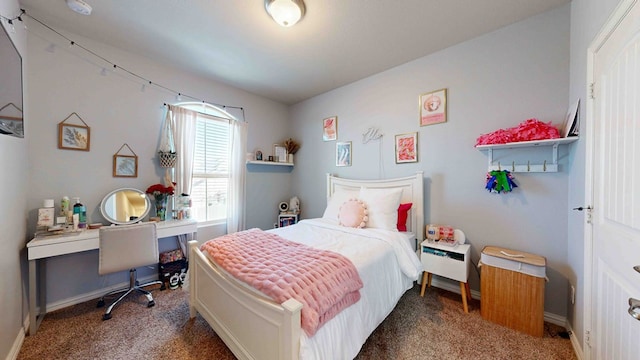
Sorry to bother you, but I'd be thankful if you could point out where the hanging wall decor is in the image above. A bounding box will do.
[113,143,138,178]
[419,88,447,126]
[58,112,90,151]
[485,170,518,193]
[323,116,338,141]
[395,132,418,163]
[336,141,352,167]
[158,110,177,168]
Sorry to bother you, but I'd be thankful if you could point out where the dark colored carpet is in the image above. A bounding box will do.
[18,281,575,360]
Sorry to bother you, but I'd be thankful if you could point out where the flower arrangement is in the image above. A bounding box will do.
[284,138,300,155]
[146,183,175,220]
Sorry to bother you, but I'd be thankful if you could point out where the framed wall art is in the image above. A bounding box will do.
[112,143,138,177]
[336,141,352,167]
[58,112,91,151]
[273,144,288,162]
[323,116,337,141]
[395,132,418,163]
[419,88,447,126]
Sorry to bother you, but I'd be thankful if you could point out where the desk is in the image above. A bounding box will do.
[26,219,197,335]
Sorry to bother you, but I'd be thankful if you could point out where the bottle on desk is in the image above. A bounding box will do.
[72,197,87,229]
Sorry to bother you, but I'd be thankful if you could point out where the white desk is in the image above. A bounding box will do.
[26,219,197,335]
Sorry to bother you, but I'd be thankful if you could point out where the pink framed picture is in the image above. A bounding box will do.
[323,116,337,141]
[419,88,447,126]
[395,132,418,163]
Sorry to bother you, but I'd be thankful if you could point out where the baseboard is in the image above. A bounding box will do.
[7,326,25,360]
[566,321,584,360]
[427,277,568,326]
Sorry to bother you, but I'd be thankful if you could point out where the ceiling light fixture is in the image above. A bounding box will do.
[264,0,305,27]
[66,0,92,16]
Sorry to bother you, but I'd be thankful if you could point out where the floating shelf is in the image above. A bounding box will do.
[246,160,293,167]
[476,137,578,173]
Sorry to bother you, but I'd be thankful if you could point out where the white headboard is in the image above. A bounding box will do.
[326,171,425,242]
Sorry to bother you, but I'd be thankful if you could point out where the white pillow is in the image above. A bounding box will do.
[322,188,360,221]
[359,187,403,231]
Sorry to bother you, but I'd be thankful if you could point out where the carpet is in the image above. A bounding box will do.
[18,282,576,360]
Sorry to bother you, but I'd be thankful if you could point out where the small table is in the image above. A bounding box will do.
[419,241,471,313]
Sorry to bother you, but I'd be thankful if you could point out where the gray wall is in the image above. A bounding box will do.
[23,23,288,308]
[0,0,27,357]
[567,0,621,352]
[290,6,571,317]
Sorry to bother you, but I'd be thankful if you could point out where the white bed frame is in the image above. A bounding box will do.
[189,171,424,360]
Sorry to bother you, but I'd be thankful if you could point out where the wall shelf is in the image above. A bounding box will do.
[476,137,578,173]
[246,160,293,167]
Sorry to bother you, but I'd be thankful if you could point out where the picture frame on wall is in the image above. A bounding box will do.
[113,155,138,177]
[323,116,338,141]
[419,88,447,126]
[395,132,418,163]
[58,123,90,151]
[336,141,352,167]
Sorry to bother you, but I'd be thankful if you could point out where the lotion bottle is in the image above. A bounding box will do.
[73,197,87,229]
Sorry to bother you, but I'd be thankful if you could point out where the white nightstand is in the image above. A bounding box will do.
[419,240,471,313]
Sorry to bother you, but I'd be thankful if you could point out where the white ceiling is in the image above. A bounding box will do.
[19,0,570,105]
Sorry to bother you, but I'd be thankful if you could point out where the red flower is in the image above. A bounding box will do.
[146,183,175,196]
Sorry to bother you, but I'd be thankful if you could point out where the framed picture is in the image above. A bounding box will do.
[273,144,288,162]
[336,141,352,167]
[323,116,337,141]
[563,99,580,137]
[395,132,418,163]
[113,155,138,177]
[58,123,90,151]
[419,88,447,126]
[255,149,263,161]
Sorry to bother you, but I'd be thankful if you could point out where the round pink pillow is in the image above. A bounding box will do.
[338,199,368,228]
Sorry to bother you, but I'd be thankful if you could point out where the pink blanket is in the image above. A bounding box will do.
[200,228,363,336]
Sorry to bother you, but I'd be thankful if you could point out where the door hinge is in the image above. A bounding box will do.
[589,82,596,99]
[585,330,592,347]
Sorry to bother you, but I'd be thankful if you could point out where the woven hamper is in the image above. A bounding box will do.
[480,246,546,337]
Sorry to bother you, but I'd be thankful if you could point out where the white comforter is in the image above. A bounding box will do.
[269,218,423,360]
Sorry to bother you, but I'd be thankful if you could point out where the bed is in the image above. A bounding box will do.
[188,171,424,359]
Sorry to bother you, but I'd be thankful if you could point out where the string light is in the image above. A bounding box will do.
[11,9,244,113]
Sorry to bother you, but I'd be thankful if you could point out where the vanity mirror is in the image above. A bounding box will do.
[100,188,150,225]
[0,20,24,138]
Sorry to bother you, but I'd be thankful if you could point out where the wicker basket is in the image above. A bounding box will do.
[158,151,177,168]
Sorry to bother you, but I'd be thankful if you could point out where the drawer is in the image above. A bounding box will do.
[421,243,470,283]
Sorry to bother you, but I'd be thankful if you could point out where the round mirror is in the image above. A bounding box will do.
[100,188,150,225]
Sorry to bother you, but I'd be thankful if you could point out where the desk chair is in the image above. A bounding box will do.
[97,222,164,320]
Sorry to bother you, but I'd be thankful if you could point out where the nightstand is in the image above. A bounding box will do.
[277,214,298,228]
[419,240,471,313]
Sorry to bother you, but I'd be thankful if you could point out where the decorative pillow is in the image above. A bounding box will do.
[396,203,413,232]
[322,188,360,221]
[359,187,403,231]
[338,199,368,228]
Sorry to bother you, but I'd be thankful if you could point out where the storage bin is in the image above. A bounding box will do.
[480,246,546,337]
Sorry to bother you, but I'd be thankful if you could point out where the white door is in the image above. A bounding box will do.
[589,0,640,358]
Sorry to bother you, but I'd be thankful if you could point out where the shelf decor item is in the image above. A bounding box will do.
[419,88,447,126]
[58,112,90,151]
[284,138,300,163]
[146,183,175,221]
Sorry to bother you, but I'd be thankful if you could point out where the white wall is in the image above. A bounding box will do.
[0,0,26,358]
[290,5,571,317]
[567,0,621,353]
[25,22,288,306]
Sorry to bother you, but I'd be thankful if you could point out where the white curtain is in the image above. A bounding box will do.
[170,106,198,197]
[227,120,248,233]
[169,105,197,258]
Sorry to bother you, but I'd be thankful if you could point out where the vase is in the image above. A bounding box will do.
[155,197,168,221]
[288,154,294,163]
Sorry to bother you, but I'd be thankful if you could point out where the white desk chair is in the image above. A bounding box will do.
[97,222,164,320]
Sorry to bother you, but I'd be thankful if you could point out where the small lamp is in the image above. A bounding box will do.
[264,0,306,27]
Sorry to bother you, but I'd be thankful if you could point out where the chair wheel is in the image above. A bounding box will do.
[97,300,105,308]
[148,300,155,308]
[102,313,112,321]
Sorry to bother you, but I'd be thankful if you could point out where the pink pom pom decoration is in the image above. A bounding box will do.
[475,118,560,146]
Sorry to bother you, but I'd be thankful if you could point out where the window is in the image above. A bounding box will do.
[180,103,235,223]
